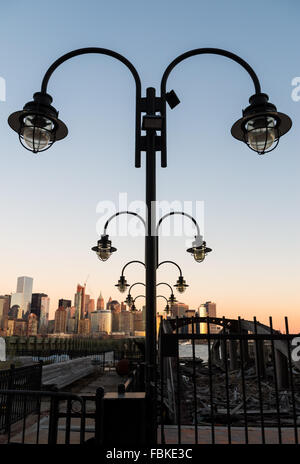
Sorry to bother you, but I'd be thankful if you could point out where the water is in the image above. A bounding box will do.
[179,343,209,362]
[31,351,115,364]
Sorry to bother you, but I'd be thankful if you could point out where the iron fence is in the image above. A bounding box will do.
[0,389,104,444]
[159,316,300,445]
[0,363,42,433]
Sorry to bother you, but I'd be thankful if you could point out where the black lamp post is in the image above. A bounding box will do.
[8,47,292,444]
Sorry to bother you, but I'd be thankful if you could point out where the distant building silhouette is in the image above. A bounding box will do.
[54,306,67,333]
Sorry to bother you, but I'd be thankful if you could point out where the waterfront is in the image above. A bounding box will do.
[179,343,209,362]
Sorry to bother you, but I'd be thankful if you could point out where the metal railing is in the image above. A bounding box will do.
[0,363,43,433]
[0,389,104,444]
[159,316,300,445]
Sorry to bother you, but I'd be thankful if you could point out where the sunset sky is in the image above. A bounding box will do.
[0,0,299,332]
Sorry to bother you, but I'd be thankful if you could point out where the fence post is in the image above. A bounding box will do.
[48,394,60,445]
[4,364,15,433]
[95,387,104,445]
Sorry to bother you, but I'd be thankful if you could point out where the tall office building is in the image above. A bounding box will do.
[0,295,10,331]
[74,284,85,333]
[119,310,134,336]
[96,292,104,310]
[133,310,145,333]
[91,310,111,334]
[9,293,24,319]
[84,295,95,317]
[31,293,48,319]
[54,306,67,333]
[198,301,217,334]
[170,302,189,318]
[27,313,38,336]
[78,318,91,335]
[16,276,33,315]
[58,299,72,310]
[39,296,50,334]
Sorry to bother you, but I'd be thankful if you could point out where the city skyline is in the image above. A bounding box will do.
[0,0,299,334]
[0,272,298,334]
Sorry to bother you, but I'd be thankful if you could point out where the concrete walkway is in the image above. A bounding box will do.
[158,425,300,444]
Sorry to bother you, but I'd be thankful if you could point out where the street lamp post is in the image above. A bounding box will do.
[8,47,292,444]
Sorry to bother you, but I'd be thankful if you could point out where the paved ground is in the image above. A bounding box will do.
[0,367,124,444]
[158,425,300,444]
[3,368,299,445]
[65,368,123,394]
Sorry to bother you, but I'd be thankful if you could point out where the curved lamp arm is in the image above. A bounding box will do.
[40,47,142,167]
[156,211,201,263]
[160,48,262,167]
[157,295,168,304]
[157,260,182,276]
[128,282,146,293]
[104,211,146,235]
[133,295,145,304]
[121,260,145,277]
[156,282,174,295]
[156,211,200,236]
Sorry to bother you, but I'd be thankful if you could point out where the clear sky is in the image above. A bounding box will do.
[0,0,299,332]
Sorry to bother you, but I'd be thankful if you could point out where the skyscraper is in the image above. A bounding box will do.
[9,293,24,319]
[39,296,50,334]
[84,295,95,317]
[58,299,72,309]
[198,301,217,334]
[31,293,48,319]
[97,292,104,310]
[74,284,85,333]
[119,310,134,336]
[16,276,33,315]
[0,295,10,332]
[27,313,38,336]
[54,306,67,333]
[170,302,189,318]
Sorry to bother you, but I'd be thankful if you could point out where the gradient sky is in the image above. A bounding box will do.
[0,0,299,332]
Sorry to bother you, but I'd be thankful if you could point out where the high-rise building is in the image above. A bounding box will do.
[66,317,76,334]
[16,276,33,315]
[9,293,24,319]
[121,302,126,312]
[14,319,27,336]
[27,313,38,336]
[198,301,217,334]
[91,310,112,334]
[170,302,189,318]
[97,292,104,310]
[84,295,95,318]
[78,318,91,336]
[7,319,14,336]
[58,299,72,309]
[119,310,134,336]
[87,298,95,315]
[47,320,55,334]
[133,310,145,333]
[31,293,48,319]
[74,284,86,333]
[0,295,10,332]
[54,306,67,333]
[39,296,50,334]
